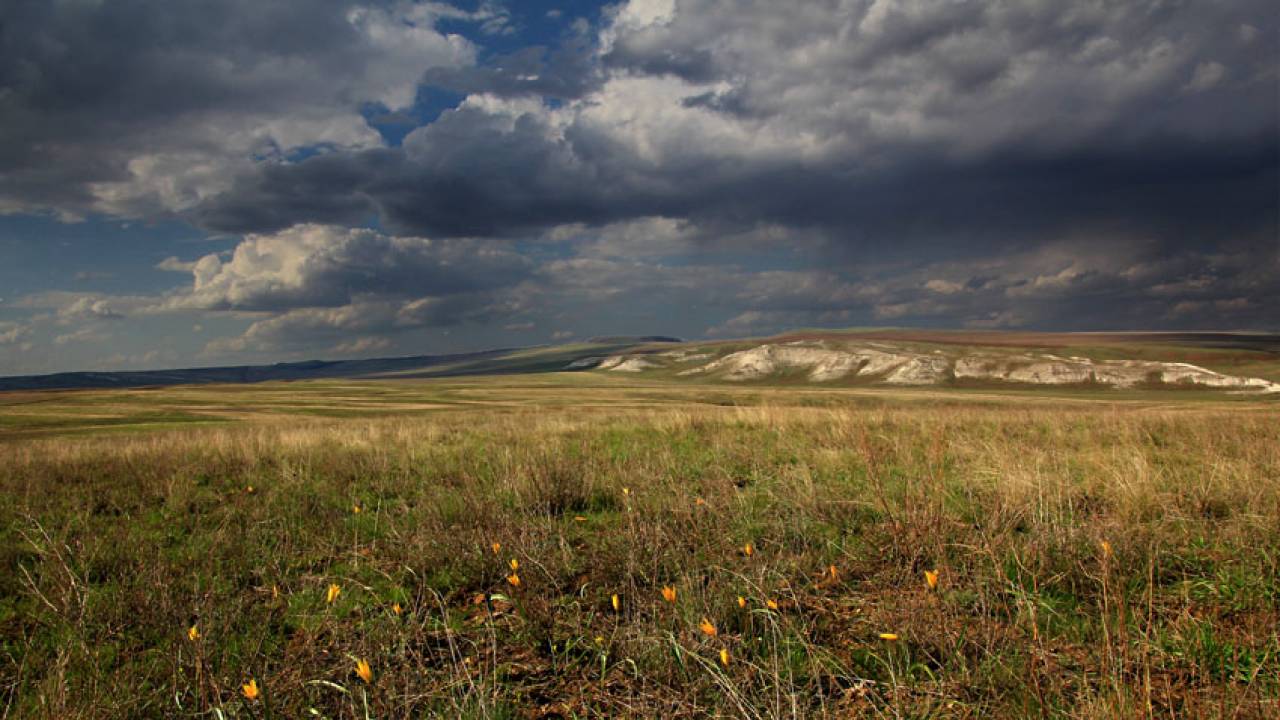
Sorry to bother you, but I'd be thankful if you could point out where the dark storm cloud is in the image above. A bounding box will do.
[0,0,474,216]
[189,0,1277,263]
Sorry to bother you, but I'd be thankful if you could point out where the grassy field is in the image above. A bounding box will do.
[1,374,1277,718]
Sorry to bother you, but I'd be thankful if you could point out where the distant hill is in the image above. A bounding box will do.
[585,335,683,344]
[0,339,663,392]
[3,330,1277,393]
[0,349,517,391]
[581,329,1280,393]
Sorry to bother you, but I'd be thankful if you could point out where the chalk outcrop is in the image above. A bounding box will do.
[635,341,1280,393]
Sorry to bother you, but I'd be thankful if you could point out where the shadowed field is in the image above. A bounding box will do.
[1,375,1277,718]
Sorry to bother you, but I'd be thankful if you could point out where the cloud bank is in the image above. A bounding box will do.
[0,0,1275,372]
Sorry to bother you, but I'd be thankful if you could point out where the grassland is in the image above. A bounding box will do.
[1,374,1277,718]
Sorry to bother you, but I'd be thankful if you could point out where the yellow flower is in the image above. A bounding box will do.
[737,595,746,609]
[392,602,403,616]
[594,635,605,646]
[508,558,519,571]
[622,487,631,496]
[507,573,521,588]
[326,583,341,604]
[743,543,754,558]
[271,584,279,601]
[879,632,899,641]
[695,497,706,506]
[719,648,731,666]
[245,485,254,494]
[241,678,260,701]
[187,625,200,642]
[699,617,718,637]
[611,593,621,612]
[1099,539,1113,559]
[355,658,373,685]
[924,570,939,590]
[661,585,677,603]
[828,564,839,580]
[491,541,501,555]
[766,599,779,611]
[352,503,362,514]
[574,515,586,522]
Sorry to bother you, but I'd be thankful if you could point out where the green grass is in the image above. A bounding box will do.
[0,376,1277,718]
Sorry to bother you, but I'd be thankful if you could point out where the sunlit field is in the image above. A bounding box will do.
[1,376,1277,718]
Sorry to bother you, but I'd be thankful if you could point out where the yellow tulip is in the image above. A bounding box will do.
[242,679,260,701]
[352,503,361,514]
[719,648,730,666]
[699,617,717,637]
[828,564,839,580]
[326,583,341,604]
[574,515,586,522]
[507,573,521,588]
[187,625,200,642]
[1099,539,1113,559]
[661,585,677,603]
[924,570,939,590]
[879,632,899,641]
[743,543,754,558]
[737,595,746,609]
[245,486,254,494]
[271,584,279,601]
[766,599,779,611]
[392,602,403,616]
[491,541,501,555]
[508,558,519,571]
[695,497,706,506]
[355,658,373,685]
[611,593,621,612]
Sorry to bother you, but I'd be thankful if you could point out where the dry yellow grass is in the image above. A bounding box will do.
[0,385,1277,718]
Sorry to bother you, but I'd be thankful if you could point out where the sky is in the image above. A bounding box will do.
[0,0,1276,375]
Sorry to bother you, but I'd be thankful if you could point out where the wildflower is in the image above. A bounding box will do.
[187,625,200,642]
[622,487,631,497]
[245,486,254,494]
[355,658,373,685]
[695,497,706,506]
[828,564,839,581]
[392,602,403,616]
[737,596,747,609]
[508,558,519,571]
[242,679,260,701]
[661,585,677,603]
[271,584,279,601]
[594,635,605,646]
[352,503,362,514]
[491,541,501,555]
[699,617,718,637]
[924,570,939,590]
[878,632,899,641]
[612,593,622,611]
[1099,539,1113,559]
[326,583,341,604]
[743,543,754,558]
[766,599,779,611]
[719,648,731,666]
[507,573,521,588]
[574,515,586,522]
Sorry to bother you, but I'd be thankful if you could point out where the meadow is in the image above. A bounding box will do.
[0,375,1277,718]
